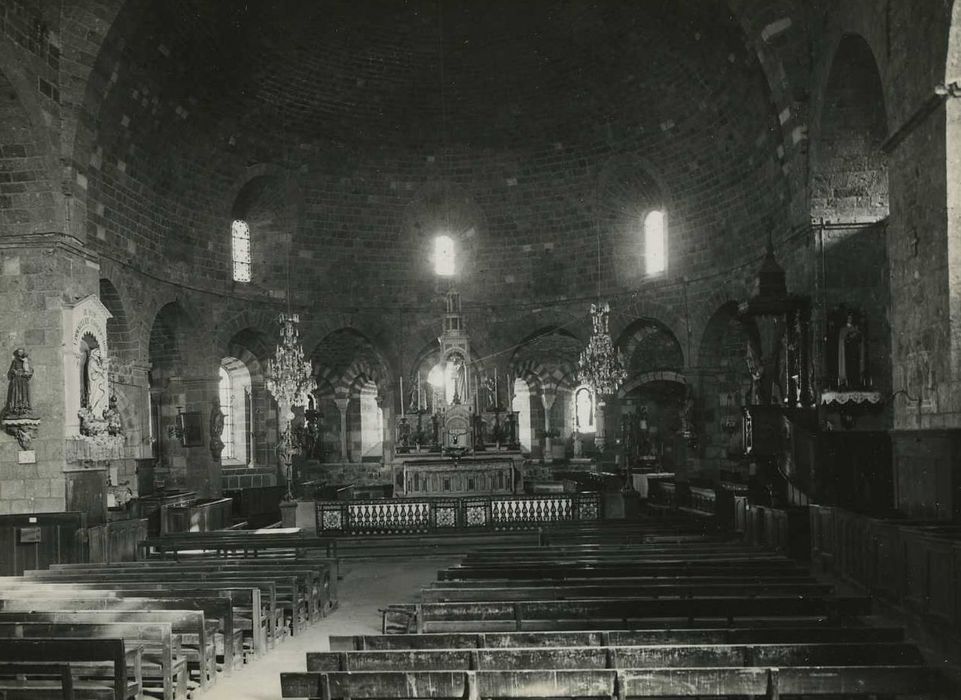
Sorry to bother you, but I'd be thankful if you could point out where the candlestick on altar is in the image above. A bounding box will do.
[400,376,405,417]
[494,373,499,409]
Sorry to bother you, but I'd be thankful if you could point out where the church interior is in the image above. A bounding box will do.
[1,0,961,697]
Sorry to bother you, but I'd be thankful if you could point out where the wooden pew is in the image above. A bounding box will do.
[429,573,820,588]
[0,661,75,700]
[280,666,942,699]
[0,596,227,687]
[34,570,306,639]
[330,625,907,650]
[450,552,790,565]
[139,531,339,560]
[437,561,807,580]
[0,637,142,700]
[385,596,872,632]
[0,578,264,661]
[48,559,335,624]
[304,641,923,670]
[0,611,204,698]
[420,582,835,602]
[0,620,187,700]
[53,556,339,612]
[460,543,761,559]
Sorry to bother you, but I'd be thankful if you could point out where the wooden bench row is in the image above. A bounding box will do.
[281,665,941,698]
[0,555,337,700]
[0,638,141,700]
[330,625,908,650]
[383,595,872,633]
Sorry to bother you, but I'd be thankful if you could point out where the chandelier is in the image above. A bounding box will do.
[265,312,316,502]
[578,302,627,396]
[265,313,316,420]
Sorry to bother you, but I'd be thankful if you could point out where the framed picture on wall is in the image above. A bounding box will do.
[178,411,204,447]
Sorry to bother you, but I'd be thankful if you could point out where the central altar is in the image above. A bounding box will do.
[393,453,522,497]
[391,286,526,497]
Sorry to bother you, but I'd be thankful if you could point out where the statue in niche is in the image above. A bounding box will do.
[3,348,34,418]
[745,341,763,405]
[837,313,866,388]
[86,348,109,418]
[484,374,497,411]
[449,356,466,405]
[209,399,225,460]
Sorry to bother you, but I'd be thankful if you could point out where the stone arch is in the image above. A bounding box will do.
[148,301,197,377]
[697,301,756,371]
[617,318,685,375]
[610,299,687,362]
[618,370,687,399]
[312,329,390,392]
[99,278,135,364]
[811,34,889,223]
[509,327,582,445]
[222,327,274,467]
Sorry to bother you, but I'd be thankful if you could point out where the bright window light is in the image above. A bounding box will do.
[434,235,455,276]
[644,210,667,275]
[231,219,251,282]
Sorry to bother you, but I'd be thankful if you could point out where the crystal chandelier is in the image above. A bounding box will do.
[578,302,627,396]
[266,312,316,502]
[265,313,316,419]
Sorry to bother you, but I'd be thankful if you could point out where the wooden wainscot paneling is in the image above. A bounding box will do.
[0,512,88,576]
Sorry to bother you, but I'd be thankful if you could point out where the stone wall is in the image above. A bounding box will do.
[0,0,960,516]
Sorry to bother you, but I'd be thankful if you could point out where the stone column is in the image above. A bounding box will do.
[595,399,607,451]
[334,397,349,461]
[541,390,556,464]
[179,374,222,497]
[378,393,393,466]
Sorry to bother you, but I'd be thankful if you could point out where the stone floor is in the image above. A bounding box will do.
[200,556,462,700]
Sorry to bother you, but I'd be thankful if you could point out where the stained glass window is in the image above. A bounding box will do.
[434,235,455,276]
[644,210,667,275]
[232,219,251,282]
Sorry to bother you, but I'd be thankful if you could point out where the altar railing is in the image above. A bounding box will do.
[315,492,602,534]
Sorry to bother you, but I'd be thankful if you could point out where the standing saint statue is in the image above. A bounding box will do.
[86,348,109,417]
[4,348,34,417]
[837,313,866,388]
[209,398,225,459]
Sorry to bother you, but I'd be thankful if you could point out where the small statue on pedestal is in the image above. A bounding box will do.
[209,399,225,460]
[1,348,39,450]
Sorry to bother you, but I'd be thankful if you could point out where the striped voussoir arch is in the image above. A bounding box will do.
[512,358,578,398]
[315,356,388,401]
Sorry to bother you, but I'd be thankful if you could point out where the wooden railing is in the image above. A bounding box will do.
[315,493,602,534]
[810,505,961,628]
[741,504,809,559]
[160,497,233,534]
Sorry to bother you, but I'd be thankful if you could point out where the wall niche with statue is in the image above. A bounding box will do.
[62,295,125,461]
